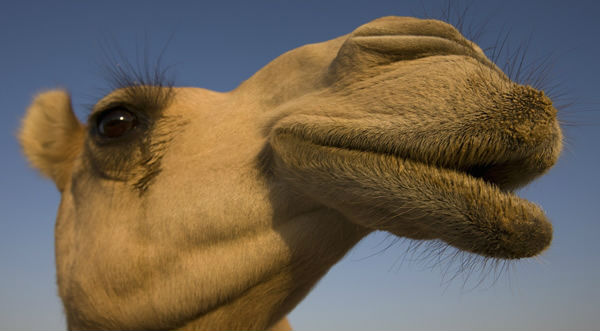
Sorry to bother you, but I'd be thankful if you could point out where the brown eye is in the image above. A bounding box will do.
[97,109,137,138]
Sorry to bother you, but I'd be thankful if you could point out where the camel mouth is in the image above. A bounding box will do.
[447,162,513,191]
[270,128,557,259]
[436,156,545,193]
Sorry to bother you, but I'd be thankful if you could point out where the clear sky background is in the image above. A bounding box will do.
[1,1,599,330]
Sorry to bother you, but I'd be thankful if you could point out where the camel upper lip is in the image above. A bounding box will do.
[272,123,559,193]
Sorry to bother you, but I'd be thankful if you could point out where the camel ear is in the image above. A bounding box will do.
[19,90,85,192]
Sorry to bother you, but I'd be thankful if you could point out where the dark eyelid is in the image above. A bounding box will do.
[90,85,175,123]
[96,100,135,113]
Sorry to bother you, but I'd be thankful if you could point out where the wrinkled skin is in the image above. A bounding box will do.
[19,17,562,330]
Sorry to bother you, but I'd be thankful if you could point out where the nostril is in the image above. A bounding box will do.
[352,16,423,37]
[352,16,466,46]
[343,16,494,71]
[351,35,474,62]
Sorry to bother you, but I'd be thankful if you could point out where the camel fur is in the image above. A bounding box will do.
[19,16,562,330]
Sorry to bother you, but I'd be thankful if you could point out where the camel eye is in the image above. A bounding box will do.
[97,108,137,138]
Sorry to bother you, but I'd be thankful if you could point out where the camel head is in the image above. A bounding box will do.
[19,16,562,330]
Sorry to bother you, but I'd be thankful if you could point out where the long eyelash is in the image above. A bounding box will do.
[89,36,177,116]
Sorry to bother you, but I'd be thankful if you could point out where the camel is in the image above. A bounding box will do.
[19,16,562,330]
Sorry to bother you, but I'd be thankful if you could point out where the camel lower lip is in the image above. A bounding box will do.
[410,159,554,259]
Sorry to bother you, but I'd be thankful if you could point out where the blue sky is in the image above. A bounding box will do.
[1,1,599,330]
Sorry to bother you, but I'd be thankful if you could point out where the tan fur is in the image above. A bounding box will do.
[19,90,85,191]
[19,17,562,330]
